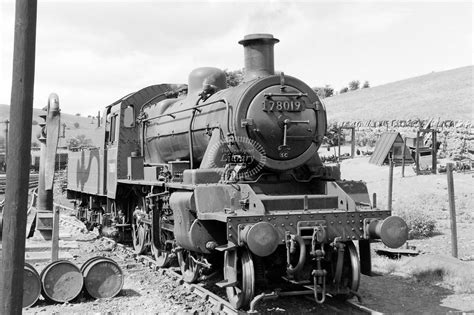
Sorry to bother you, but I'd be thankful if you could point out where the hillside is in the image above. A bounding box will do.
[0,65,472,148]
[323,66,473,122]
[0,104,103,147]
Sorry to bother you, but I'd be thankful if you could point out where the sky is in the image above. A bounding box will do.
[0,0,472,116]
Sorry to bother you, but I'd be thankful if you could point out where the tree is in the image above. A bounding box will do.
[313,85,334,99]
[224,69,244,87]
[74,122,80,129]
[324,85,334,97]
[67,134,92,150]
[362,81,370,88]
[340,87,349,94]
[75,113,81,116]
[349,80,360,91]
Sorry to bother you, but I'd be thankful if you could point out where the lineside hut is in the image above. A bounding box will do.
[369,132,413,166]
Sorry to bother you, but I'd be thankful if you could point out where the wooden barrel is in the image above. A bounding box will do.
[23,263,42,308]
[81,256,124,299]
[0,262,41,308]
[40,260,83,303]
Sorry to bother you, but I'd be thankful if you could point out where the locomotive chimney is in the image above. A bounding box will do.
[239,33,279,82]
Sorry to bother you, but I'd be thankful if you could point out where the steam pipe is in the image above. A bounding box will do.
[188,97,203,169]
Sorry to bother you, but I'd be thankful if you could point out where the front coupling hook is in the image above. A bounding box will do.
[312,249,326,304]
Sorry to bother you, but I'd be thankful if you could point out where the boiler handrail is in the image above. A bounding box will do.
[142,98,232,135]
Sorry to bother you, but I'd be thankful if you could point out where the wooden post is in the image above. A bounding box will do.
[4,120,9,169]
[415,130,420,175]
[52,206,60,261]
[401,137,407,178]
[446,163,458,258]
[431,129,437,174]
[1,0,37,313]
[388,154,394,211]
[351,127,355,158]
[337,127,341,161]
[372,193,377,208]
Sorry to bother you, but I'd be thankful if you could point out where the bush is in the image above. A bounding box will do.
[224,69,244,87]
[67,134,92,150]
[349,80,360,90]
[396,209,437,239]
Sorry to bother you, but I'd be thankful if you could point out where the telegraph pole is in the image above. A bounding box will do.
[1,0,37,313]
[4,120,9,169]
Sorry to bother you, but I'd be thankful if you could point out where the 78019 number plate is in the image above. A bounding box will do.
[263,99,305,112]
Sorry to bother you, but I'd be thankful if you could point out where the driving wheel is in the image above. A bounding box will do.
[151,230,171,268]
[151,199,172,267]
[132,219,147,254]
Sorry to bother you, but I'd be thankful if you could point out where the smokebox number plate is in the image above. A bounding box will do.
[262,99,305,112]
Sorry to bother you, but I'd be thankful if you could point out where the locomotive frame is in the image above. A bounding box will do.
[66,34,408,309]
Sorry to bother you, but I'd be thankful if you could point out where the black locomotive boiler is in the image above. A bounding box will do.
[67,34,408,309]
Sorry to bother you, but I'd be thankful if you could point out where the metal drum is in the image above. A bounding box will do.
[40,260,83,303]
[81,256,124,299]
[23,263,42,308]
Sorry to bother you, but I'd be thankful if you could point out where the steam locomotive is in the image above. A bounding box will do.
[67,34,408,309]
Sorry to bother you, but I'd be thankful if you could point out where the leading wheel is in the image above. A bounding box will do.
[177,250,201,283]
[224,248,255,309]
[333,241,360,300]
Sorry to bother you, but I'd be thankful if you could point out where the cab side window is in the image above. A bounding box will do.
[123,105,135,128]
[108,114,118,143]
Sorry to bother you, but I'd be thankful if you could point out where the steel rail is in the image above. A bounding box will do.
[101,237,239,315]
[0,174,39,194]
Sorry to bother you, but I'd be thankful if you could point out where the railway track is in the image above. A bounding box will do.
[0,173,39,194]
[93,234,379,314]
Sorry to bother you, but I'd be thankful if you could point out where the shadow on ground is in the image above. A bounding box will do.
[360,274,457,313]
